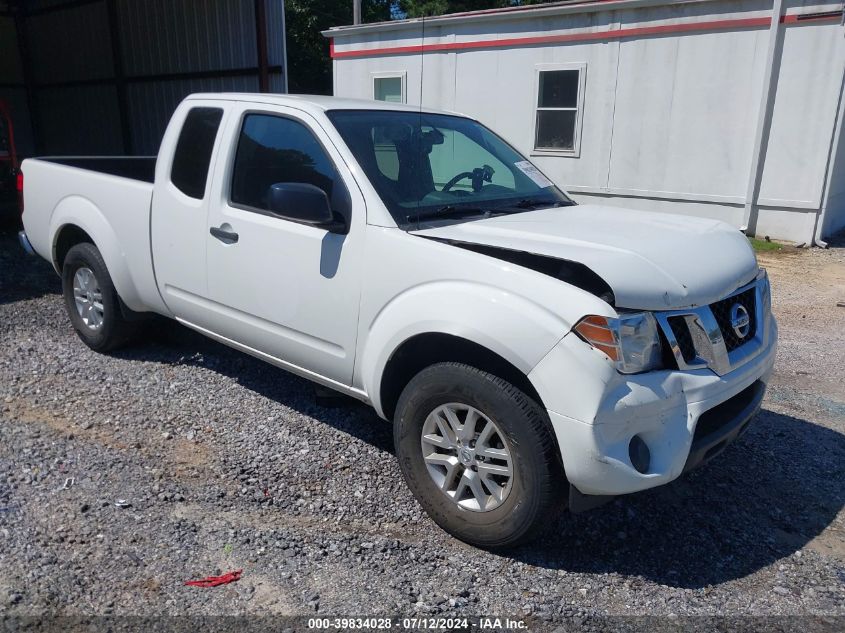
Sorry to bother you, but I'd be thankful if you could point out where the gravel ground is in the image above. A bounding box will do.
[0,225,843,629]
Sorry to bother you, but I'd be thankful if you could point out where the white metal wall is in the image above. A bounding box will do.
[329,0,845,243]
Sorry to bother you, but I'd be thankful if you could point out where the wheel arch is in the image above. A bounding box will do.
[53,224,95,272]
[358,280,571,420]
[48,197,148,311]
[378,332,547,423]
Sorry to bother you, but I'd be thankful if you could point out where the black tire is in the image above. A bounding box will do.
[61,242,138,352]
[394,362,565,550]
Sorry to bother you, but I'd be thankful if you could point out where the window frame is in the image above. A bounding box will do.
[531,63,586,158]
[226,110,351,225]
[169,106,224,200]
[371,71,407,104]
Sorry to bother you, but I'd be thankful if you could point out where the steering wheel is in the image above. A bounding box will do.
[442,165,495,193]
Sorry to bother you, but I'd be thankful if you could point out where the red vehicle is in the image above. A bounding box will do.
[0,99,21,221]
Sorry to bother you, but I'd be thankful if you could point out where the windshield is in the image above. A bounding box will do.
[326,110,574,228]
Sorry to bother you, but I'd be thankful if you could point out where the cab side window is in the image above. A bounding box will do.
[170,107,223,199]
[231,114,341,213]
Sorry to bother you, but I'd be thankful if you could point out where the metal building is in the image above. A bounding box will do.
[325,0,845,245]
[0,0,287,157]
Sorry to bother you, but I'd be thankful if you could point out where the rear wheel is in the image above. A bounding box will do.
[394,362,564,549]
[61,242,138,352]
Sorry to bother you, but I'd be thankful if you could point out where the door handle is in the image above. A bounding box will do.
[210,224,238,244]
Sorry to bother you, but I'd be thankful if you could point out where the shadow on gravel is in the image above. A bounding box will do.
[0,226,61,304]
[511,408,845,589]
[113,318,396,455]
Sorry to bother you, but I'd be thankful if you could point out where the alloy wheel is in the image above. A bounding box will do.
[72,267,104,330]
[420,403,514,512]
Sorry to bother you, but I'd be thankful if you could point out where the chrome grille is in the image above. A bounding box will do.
[710,288,757,352]
[667,315,695,363]
[655,270,771,376]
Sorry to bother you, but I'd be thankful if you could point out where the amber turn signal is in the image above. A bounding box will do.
[573,315,620,361]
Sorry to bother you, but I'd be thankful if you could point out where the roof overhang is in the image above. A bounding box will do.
[321,0,716,38]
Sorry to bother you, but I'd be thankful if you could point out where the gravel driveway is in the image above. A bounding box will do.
[1,226,843,629]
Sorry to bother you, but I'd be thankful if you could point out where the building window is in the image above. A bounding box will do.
[533,64,585,155]
[373,73,406,103]
[171,107,224,199]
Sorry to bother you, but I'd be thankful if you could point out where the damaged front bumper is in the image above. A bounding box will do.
[529,306,777,509]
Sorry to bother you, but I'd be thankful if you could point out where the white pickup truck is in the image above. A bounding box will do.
[19,94,777,549]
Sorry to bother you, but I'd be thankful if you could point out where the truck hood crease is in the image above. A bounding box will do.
[410,205,759,310]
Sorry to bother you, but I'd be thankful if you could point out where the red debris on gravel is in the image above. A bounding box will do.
[184,569,243,588]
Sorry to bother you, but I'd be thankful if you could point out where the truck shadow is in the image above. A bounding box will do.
[118,320,845,590]
[0,226,61,304]
[118,320,397,455]
[509,407,845,589]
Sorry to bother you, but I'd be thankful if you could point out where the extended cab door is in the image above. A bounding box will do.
[202,104,365,386]
[151,101,229,324]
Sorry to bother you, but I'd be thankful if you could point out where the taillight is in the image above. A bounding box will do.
[16,170,23,214]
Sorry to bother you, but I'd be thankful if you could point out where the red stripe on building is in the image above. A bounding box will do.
[330,11,842,59]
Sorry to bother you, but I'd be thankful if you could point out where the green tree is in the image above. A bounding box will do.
[398,0,505,18]
[285,0,392,94]
[397,0,546,18]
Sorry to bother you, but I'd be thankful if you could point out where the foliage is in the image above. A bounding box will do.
[285,0,392,94]
[397,0,548,18]
[397,0,508,18]
[749,237,784,252]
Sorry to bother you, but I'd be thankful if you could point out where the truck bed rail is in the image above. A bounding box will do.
[41,156,156,184]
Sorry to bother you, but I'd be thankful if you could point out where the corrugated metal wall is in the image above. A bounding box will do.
[127,75,260,154]
[27,2,114,83]
[0,0,287,157]
[0,5,34,157]
[26,1,123,153]
[119,0,258,77]
[265,0,288,91]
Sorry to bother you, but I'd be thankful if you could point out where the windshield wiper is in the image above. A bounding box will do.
[408,205,489,224]
[407,199,567,226]
[500,198,571,211]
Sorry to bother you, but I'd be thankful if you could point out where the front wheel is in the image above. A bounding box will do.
[61,242,139,352]
[394,362,565,549]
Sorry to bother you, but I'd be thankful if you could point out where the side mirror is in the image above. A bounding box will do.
[267,182,345,232]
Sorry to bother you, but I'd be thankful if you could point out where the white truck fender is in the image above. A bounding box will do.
[358,280,571,418]
[48,196,148,312]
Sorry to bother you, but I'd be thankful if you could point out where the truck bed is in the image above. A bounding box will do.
[21,156,164,314]
[40,156,156,183]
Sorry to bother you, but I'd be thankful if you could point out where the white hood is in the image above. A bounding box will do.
[411,205,759,310]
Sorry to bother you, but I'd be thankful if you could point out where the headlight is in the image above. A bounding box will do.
[759,268,771,314]
[573,312,663,374]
